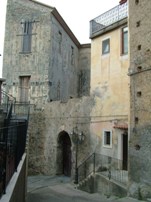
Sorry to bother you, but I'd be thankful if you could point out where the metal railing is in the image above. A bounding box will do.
[12,102,30,120]
[1,90,16,116]
[78,153,95,183]
[0,122,28,197]
[95,153,128,185]
[77,153,128,186]
[0,91,30,197]
[90,1,128,37]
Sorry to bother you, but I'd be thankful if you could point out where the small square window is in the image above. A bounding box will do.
[136,21,141,27]
[103,130,112,148]
[102,38,110,55]
[137,45,141,50]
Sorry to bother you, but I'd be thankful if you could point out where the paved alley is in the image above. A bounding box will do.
[27,175,145,202]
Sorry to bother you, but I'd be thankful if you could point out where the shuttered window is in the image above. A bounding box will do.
[19,76,30,103]
[22,22,32,53]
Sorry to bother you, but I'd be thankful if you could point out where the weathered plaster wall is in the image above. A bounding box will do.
[78,44,91,96]
[128,0,151,200]
[48,15,79,102]
[90,24,129,159]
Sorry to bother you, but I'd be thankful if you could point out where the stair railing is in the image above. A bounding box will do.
[77,153,128,185]
[77,153,95,183]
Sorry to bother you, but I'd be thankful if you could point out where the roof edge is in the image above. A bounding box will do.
[25,1,81,48]
[52,8,81,48]
[29,0,54,10]
[80,43,91,48]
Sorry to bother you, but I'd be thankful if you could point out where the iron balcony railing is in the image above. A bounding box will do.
[12,102,30,120]
[90,1,128,37]
[77,153,128,186]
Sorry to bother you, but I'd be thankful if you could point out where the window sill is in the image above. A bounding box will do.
[19,52,32,55]
[103,145,112,149]
[101,53,110,58]
[120,54,128,60]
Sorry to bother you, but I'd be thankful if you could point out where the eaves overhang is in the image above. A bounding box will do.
[113,123,128,130]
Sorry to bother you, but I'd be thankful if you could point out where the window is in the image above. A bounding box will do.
[102,38,110,55]
[58,31,62,53]
[71,46,74,65]
[103,131,112,148]
[19,76,30,102]
[121,27,128,55]
[22,21,32,53]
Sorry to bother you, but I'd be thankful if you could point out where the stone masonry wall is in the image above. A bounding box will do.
[28,97,95,176]
[129,0,151,200]
[48,14,80,102]
[3,0,52,105]
[3,0,91,181]
[3,0,90,107]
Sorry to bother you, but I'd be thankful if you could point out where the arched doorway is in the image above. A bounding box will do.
[56,131,71,177]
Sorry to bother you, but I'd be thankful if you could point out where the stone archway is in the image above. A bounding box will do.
[56,131,71,177]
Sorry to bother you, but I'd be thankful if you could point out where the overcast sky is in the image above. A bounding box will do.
[0,0,120,76]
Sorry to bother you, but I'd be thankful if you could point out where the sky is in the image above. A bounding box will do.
[0,0,120,77]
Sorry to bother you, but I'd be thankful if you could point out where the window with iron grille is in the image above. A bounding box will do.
[103,130,112,148]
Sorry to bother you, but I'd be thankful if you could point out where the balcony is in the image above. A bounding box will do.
[90,1,128,37]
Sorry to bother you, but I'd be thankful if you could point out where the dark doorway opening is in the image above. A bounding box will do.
[122,132,128,170]
[57,131,71,177]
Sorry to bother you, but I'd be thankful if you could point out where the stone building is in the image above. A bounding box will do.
[3,0,91,177]
[2,0,151,199]
[3,0,131,183]
[128,0,151,200]
[90,1,129,168]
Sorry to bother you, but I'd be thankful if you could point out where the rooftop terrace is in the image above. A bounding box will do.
[90,1,128,38]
